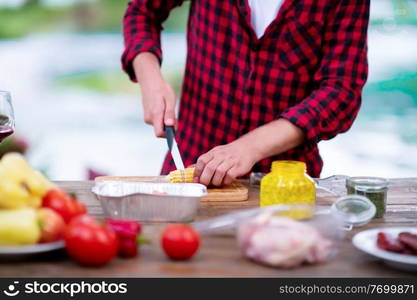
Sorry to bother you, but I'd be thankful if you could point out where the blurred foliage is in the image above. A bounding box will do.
[2,0,416,37]
[55,71,138,94]
[369,72,417,101]
[362,70,417,143]
[0,4,67,38]
[362,71,417,117]
[55,68,184,95]
[2,0,417,37]
[392,0,416,23]
[0,0,190,38]
[163,1,190,32]
[371,0,417,26]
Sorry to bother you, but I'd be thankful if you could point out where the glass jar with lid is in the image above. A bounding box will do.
[260,161,315,218]
[346,177,389,218]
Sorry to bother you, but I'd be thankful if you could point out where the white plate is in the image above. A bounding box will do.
[353,227,417,272]
[0,240,65,258]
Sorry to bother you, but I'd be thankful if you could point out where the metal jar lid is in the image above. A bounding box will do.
[331,195,376,227]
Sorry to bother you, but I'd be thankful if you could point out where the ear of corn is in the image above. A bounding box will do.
[168,167,195,183]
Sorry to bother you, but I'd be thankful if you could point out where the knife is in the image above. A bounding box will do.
[164,126,185,170]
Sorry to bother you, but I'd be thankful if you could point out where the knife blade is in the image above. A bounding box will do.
[164,126,185,170]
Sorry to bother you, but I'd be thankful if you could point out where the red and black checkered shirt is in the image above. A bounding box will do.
[122,0,369,177]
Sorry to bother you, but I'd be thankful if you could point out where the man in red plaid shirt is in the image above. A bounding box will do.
[122,0,370,186]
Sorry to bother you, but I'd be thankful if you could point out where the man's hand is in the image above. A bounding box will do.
[193,140,260,186]
[193,118,305,186]
[133,52,176,137]
[141,79,176,137]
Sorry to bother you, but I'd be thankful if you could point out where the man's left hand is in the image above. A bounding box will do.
[193,140,260,186]
[193,118,305,186]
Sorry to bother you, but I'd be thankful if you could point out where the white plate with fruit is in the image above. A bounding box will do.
[0,241,65,256]
[0,153,155,266]
[0,153,85,258]
[0,208,66,258]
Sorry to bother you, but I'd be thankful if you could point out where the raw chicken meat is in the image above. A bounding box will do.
[237,214,333,268]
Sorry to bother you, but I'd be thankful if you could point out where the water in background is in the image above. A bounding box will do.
[0,0,416,179]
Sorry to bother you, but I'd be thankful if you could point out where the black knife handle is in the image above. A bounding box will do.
[164,126,175,151]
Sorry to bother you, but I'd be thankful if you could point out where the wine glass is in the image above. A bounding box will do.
[0,91,15,143]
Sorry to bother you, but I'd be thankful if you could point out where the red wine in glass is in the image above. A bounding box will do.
[0,125,14,143]
[0,91,15,143]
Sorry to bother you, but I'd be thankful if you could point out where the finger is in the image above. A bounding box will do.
[187,164,196,168]
[141,90,153,125]
[164,87,176,126]
[223,167,238,186]
[199,158,223,186]
[142,99,153,125]
[144,113,152,125]
[194,153,214,183]
[153,104,166,138]
[211,160,234,187]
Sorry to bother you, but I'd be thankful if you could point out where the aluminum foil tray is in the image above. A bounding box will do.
[92,181,207,222]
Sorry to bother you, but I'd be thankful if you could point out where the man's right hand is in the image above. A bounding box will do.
[133,52,177,137]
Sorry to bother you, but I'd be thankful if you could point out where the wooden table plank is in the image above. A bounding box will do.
[0,180,416,278]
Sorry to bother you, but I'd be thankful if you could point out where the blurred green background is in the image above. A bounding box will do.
[0,0,416,179]
[0,0,189,38]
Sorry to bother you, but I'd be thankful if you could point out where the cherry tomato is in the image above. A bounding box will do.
[161,224,200,260]
[64,215,118,267]
[42,189,86,223]
[37,208,66,243]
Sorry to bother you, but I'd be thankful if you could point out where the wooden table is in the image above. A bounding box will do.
[0,179,416,278]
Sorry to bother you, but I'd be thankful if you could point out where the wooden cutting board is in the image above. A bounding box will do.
[95,176,248,202]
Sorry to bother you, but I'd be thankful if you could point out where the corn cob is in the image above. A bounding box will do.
[167,167,195,183]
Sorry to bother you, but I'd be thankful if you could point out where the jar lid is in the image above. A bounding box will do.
[271,160,306,173]
[330,195,376,227]
[346,176,389,192]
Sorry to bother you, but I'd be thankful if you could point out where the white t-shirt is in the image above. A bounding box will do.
[248,0,284,38]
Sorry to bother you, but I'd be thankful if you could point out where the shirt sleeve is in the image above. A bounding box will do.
[121,0,184,82]
[280,0,370,144]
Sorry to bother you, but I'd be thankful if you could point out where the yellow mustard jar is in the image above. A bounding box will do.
[260,161,316,218]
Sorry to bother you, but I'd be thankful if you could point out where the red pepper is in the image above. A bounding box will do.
[106,219,141,238]
[119,238,138,258]
[105,219,143,258]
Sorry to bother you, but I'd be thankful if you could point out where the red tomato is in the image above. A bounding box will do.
[161,224,200,260]
[64,215,118,267]
[43,189,86,223]
[38,208,66,243]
